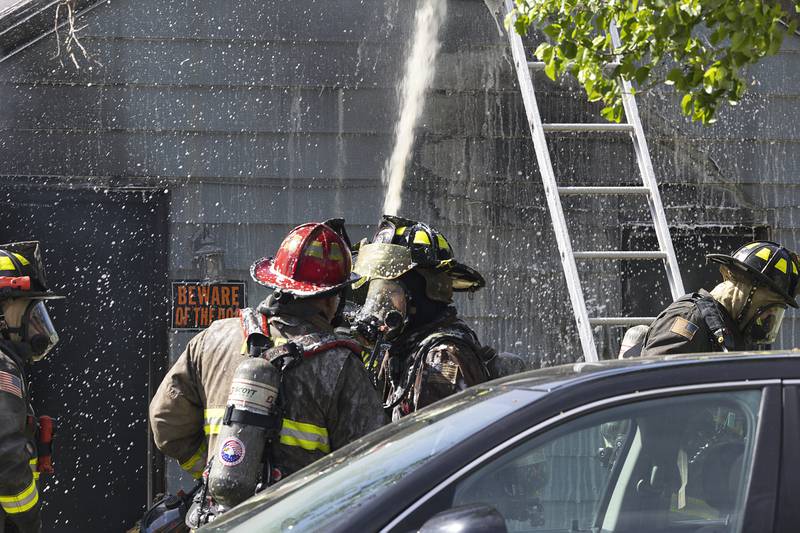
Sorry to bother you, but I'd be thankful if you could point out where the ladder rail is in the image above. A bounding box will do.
[610,24,685,300]
[503,0,599,362]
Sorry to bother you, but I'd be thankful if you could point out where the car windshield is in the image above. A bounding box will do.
[201,387,541,532]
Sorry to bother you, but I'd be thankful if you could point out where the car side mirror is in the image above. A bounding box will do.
[420,503,508,533]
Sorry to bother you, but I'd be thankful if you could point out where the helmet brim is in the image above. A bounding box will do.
[250,256,360,298]
[438,260,486,292]
[707,253,799,308]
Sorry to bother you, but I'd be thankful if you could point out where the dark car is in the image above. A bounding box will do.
[200,352,800,533]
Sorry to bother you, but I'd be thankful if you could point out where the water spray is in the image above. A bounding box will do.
[382,0,448,216]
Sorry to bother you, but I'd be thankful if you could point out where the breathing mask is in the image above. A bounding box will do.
[745,303,786,345]
[352,279,409,344]
[1,299,59,360]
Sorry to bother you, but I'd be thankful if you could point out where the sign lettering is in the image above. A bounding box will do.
[171,280,246,330]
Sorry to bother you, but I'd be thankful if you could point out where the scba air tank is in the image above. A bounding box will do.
[208,357,280,508]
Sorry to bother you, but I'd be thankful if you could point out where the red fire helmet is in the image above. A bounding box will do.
[250,223,360,298]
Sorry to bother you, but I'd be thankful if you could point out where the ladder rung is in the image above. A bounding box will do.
[573,251,667,260]
[543,123,634,133]
[589,317,656,326]
[558,186,650,196]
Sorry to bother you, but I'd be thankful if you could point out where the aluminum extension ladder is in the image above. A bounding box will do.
[502,0,685,362]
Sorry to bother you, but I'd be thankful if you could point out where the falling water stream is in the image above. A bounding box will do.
[382,0,447,216]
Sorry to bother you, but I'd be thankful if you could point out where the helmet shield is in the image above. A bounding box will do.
[24,300,59,361]
[746,304,786,345]
[352,243,416,288]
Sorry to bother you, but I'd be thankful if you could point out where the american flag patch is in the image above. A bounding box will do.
[0,370,23,399]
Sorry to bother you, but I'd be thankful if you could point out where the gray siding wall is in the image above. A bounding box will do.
[0,0,798,362]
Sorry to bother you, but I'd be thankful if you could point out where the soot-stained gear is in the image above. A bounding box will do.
[379,308,492,419]
[251,223,360,299]
[707,241,800,308]
[0,241,63,301]
[0,340,42,533]
[640,290,748,356]
[369,215,485,294]
[149,298,387,528]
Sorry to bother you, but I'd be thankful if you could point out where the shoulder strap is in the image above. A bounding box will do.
[416,321,481,355]
[239,307,272,356]
[290,333,363,358]
[694,296,735,352]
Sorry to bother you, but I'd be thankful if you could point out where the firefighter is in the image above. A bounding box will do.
[637,241,800,357]
[0,242,62,533]
[148,221,386,527]
[351,215,493,420]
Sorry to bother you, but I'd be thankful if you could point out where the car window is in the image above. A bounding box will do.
[434,389,762,533]
[201,387,541,532]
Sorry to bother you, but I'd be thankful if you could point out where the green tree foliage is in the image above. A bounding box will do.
[510,0,799,123]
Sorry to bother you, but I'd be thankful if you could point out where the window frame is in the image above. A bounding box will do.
[383,380,782,533]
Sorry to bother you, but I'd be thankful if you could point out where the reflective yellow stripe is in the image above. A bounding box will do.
[756,247,772,261]
[413,231,431,245]
[0,478,39,514]
[776,257,788,273]
[305,241,325,258]
[395,226,407,236]
[180,441,208,479]
[436,234,450,251]
[279,418,330,453]
[329,242,344,262]
[204,408,225,436]
[29,459,39,480]
[0,254,29,271]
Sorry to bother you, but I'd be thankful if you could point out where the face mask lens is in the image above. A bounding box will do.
[356,279,408,340]
[25,301,59,359]
[751,305,786,345]
[373,227,395,244]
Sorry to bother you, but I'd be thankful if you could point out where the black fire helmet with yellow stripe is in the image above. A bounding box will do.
[0,241,64,301]
[707,241,800,308]
[357,215,485,299]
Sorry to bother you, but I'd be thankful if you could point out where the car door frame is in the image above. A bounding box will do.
[382,380,783,533]
[776,381,800,533]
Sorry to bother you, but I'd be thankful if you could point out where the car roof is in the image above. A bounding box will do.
[483,350,800,394]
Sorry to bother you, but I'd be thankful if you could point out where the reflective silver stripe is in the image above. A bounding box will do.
[0,479,39,514]
[279,419,330,453]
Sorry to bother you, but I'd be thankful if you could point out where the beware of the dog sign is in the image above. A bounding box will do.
[171,280,246,330]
